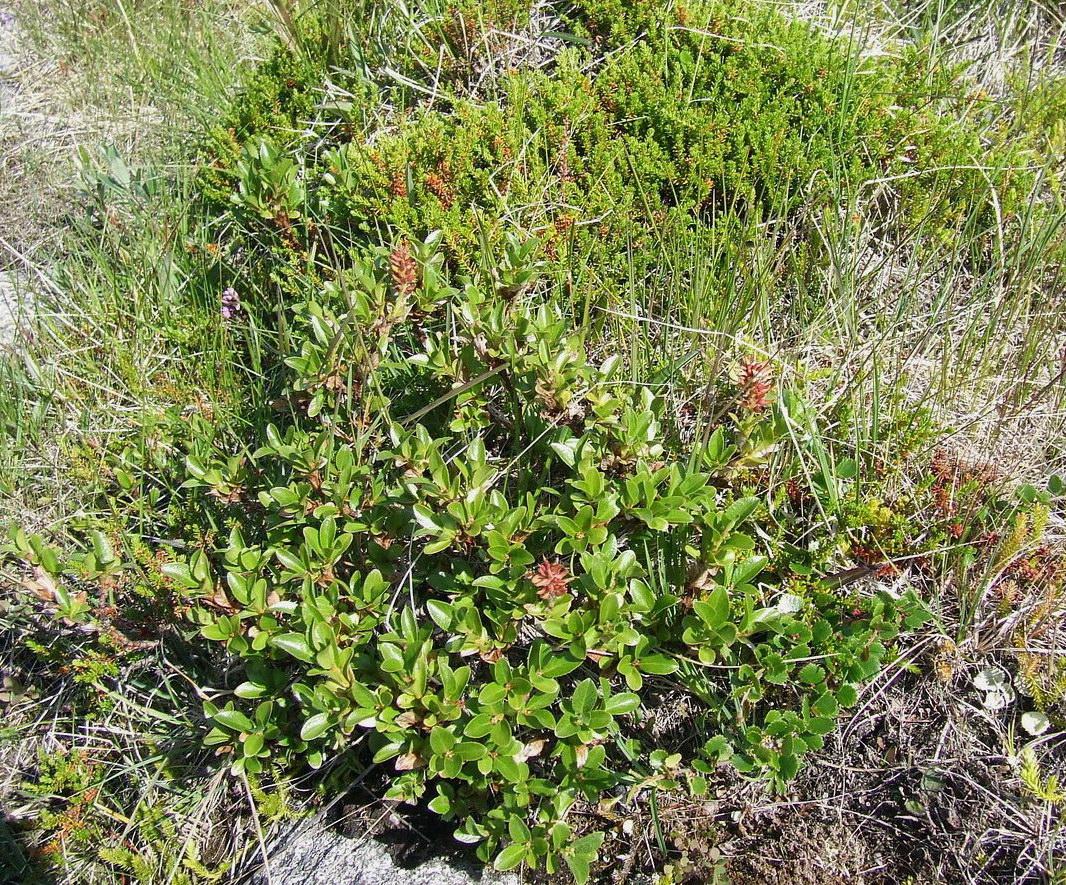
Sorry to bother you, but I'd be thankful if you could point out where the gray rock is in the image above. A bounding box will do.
[0,12,15,81]
[0,7,17,81]
[248,814,519,885]
[0,270,26,343]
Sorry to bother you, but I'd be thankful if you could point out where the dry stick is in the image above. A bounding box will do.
[840,635,937,743]
[814,754,1003,772]
[932,714,954,764]
[241,769,273,885]
[946,766,1035,831]
[262,0,300,53]
[665,24,789,53]
[996,360,1066,422]
[399,364,507,425]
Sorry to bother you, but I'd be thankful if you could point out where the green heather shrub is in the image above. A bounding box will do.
[200,0,1040,301]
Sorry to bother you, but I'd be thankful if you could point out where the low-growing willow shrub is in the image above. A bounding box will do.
[154,234,932,879]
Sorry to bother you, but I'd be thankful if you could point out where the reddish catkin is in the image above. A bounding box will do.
[785,478,803,504]
[528,558,574,600]
[389,242,418,297]
[735,358,774,411]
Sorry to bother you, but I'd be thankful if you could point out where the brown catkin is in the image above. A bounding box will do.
[389,242,418,297]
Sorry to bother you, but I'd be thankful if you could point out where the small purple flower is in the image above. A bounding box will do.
[221,287,241,320]
[0,12,16,27]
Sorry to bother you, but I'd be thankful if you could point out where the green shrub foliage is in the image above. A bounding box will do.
[160,234,931,878]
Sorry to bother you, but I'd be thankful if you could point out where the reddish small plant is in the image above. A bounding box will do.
[389,168,409,199]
